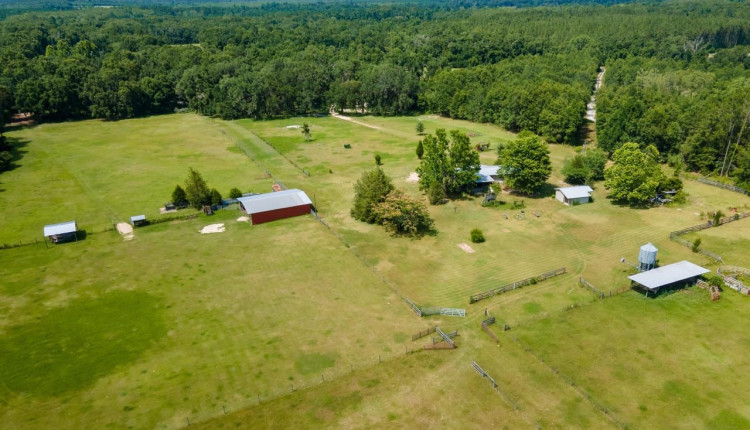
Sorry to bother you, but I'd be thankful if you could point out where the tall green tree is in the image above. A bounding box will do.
[302,122,312,142]
[561,149,607,184]
[184,168,211,209]
[351,168,394,224]
[604,143,665,205]
[416,121,424,135]
[171,184,187,205]
[498,133,552,194]
[445,130,480,195]
[416,140,424,160]
[417,129,479,198]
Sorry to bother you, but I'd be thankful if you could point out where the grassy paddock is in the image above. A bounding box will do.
[0,113,274,244]
[3,113,750,429]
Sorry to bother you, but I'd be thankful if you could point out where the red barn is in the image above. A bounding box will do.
[237,189,313,225]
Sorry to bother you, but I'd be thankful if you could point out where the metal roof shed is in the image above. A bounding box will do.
[237,189,313,225]
[130,215,148,227]
[556,186,594,205]
[628,261,709,292]
[43,221,78,244]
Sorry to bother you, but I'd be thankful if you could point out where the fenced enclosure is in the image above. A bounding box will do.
[667,211,750,264]
[470,267,567,303]
[717,266,750,295]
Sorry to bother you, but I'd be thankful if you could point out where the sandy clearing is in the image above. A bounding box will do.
[457,243,475,253]
[406,172,419,183]
[330,112,381,130]
[200,223,225,234]
[159,207,177,214]
[285,125,301,129]
[116,222,134,241]
[237,216,250,222]
[503,229,511,233]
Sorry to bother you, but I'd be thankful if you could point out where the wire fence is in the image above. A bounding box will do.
[508,335,628,429]
[186,343,423,429]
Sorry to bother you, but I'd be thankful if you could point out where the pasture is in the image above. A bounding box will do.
[2,112,750,429]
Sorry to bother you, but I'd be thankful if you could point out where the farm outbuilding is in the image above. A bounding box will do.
[43,221,78,244]
[130,215,148,227]
[476,165,503,184]
[628,260,709,293]
[236,189,313,225]
[555,186,593,205]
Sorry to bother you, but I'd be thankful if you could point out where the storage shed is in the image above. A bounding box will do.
[628,260,709,293]
[237,189,313,225]
[130,215,148,227]
[43,221,78,243]
[555,186,594,205]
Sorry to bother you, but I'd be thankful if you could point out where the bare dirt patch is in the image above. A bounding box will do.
[457,243,475,253]
[237,216,250,222]
[200,223,225,234]
[159,207,177,214]
[116,222,134,241]
[406,172,419,183]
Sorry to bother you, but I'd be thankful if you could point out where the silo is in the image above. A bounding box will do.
[638,243,658,271]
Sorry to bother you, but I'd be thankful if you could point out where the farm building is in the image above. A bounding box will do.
[628,260,709,293]
[237,189,313,225]
[130,215,148,227]
[43,220,78,243]
[476,165,503,184]
[555,186,594,205]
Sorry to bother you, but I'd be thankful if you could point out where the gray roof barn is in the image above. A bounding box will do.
[628,261,709,291]
[43,221,77,237]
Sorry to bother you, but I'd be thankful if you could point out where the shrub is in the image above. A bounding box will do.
[375,154,382,165]
[712,210,724,226]
[171,185,187,205]
[210,188,223,206]
[470,228,485,243]
[228,187,242,199]
[692,237,702,252]
[372,189,434,237]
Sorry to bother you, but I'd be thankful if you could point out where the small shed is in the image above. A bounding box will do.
[130,215,148,227]
[628,261,709,293]
[237,189,313,225]
[43,221,78,244]
[556,186,594,205]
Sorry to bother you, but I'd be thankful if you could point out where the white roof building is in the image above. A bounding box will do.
[43,221,77,237]
[628,261,710,291]
[556,185,594,205]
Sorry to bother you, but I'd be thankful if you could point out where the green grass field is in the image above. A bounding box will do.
[2,113,750,429]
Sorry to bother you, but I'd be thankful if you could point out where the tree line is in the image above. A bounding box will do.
[0,1,749,179]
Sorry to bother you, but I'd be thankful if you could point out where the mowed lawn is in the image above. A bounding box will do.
[4,112,750,429]
[513,286,750,429]
[232,115,750,310]
[0,211,421,429]
[0,113,275,244]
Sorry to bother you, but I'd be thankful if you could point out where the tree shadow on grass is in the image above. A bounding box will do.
[0,137,30,192]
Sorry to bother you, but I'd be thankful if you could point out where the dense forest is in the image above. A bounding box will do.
[0,1,749,182]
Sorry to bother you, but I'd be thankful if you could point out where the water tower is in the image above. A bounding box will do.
[638,243,658,272]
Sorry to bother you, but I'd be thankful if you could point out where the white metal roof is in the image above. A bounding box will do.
[237,189,312,214]
[43,221,77,237]
[476,165,501,183]
[556,185,593,199]
[628,261,710,290]
[640,243,658,252]
[130,215,146,222]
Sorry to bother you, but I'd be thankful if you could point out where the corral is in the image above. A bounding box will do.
[2,113,750,429]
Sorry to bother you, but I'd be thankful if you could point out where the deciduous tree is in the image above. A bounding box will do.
[604,143,664,205]
[372,189,433,237]
[351,168,394,224]
[498,133,551,194]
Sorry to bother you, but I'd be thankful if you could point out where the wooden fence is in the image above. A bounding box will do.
[411,326,436,341]
[470,267,567,303]
[481,317,499,343]
[697,178,749,195]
